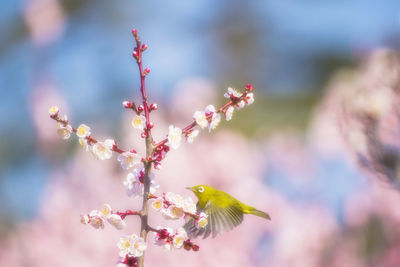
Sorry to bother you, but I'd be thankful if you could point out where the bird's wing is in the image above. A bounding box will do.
[184,201,243,239]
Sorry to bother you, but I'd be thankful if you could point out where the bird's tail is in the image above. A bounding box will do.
[248,208,271,220]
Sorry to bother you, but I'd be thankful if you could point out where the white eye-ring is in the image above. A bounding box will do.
[198,186,204,193]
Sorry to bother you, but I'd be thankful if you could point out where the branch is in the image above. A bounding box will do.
[153,87,252,150]
[132,29,154,267]
[49,113,127,153]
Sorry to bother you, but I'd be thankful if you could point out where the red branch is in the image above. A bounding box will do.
[49,115,126,154]
[133,32,152,136]
[153,93,247,149]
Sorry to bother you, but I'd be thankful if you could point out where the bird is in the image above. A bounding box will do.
[184,185,270,239]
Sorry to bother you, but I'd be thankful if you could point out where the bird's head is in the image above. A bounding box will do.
[186,185,215,203]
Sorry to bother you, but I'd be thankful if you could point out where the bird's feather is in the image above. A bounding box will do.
[184,200,243,239]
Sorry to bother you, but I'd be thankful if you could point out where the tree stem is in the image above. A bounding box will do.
[134,32,153,267]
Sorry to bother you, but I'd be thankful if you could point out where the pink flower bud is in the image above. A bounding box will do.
[148,122,154,129]
[154,162,162,170]
[150,103,158,110]
[141,132,147,138]
[143,68,150,75]
[123,101,133,108]
[141,44,148,51]
[192,244,200,251]
[138,105,144,112]
[132,51,138,58]
[156,154,163,162]
[246,83,254,92]
[163,145,170,152]
[132,29,137,36]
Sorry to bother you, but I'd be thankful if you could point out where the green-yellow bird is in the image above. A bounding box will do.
[184,185,271,239]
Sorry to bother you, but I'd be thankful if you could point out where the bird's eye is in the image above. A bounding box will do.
[198,186,204,193]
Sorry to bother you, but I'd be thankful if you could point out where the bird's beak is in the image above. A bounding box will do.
[186,187,194,192]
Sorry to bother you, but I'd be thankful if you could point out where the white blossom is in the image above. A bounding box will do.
[124,168,158,197]
[57,123,72,140]
[151,197,164,211]
[107,214,126,230]
[48,106,59,116]
[173,228,188,249]
[208,112,221,132]
[235,100,245,110]
[224,87,241,98]
[76,124,91,138]
[92,139,114,160]
[118,236,134,257]
[182,197,197,214]
[131,115,146,130]
[193,111,208,129]
[167,125,182,150]
[196,212,208,228]
[204,104,216,115]
[117,151,142,170]
[130,235,147,257]
[88,210,105,229]
[165,192,184,207]
[80,214,89,224]
[100,204,112,218]
[186,130,199,143]
[118,234,146,257]
[225,106,234,121]
[79,138,90,151]
[245,92,254,105]
[161,205,184,220]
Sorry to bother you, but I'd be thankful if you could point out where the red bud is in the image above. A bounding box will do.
[141,132,147,138]
[123,101,133,109]
[154,162,162,170]
[150,103,158,110]
[138,105,144,112]
[246,83,254,92]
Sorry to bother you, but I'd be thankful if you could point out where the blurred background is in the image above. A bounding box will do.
[2,0,400,266]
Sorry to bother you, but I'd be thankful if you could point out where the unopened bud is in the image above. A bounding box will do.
[138,105,144,112]
[143,68,150,75]
[141,44,148,51]
[123,101,133,109]
[148,122,154,129]
[132,29,137,37]
[183,242,191,251]
[154,162,162,170]
[192,244,200,251]
[150,103,158,111]
[163,145,170,152]
[156,154,163,162]
[141,132,147,138]
[132,51,138,58]
[246,83,254,92]
[130,149,137,153]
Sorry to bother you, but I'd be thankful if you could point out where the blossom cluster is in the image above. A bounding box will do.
[80,204,127,230]
[123,167,159,197]
[48,29,255,267]
[118,234,147,258]
[153,227,199,252]
[151,192,208,228]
